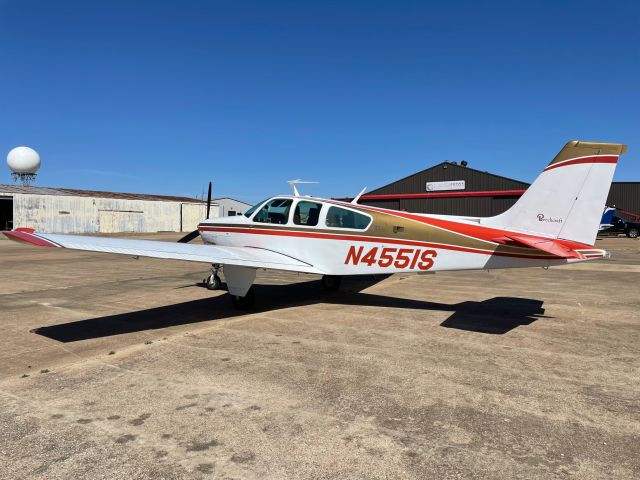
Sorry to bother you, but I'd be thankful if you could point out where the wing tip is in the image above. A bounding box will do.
[2,230,61,247]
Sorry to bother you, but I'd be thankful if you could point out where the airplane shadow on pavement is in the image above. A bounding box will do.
[33,276,549,342]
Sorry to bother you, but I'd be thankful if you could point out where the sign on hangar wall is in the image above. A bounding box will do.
[425,180,466,192]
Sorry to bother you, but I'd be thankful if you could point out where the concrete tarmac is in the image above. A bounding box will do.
[0,234,638,479]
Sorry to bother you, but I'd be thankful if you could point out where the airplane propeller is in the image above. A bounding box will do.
[177,181,212,243]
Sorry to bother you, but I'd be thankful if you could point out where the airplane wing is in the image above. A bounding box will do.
[2,229,324,274]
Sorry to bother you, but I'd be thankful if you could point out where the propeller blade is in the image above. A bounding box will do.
[177,230,200,243]
[179,181,211,243]
[206,182,212,219]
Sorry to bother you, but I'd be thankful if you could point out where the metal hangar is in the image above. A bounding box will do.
[355,162,640,220]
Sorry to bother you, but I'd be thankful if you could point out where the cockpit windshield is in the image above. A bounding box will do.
[244,199,269,218]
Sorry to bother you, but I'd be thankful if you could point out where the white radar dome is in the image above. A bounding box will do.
[7,146,41,174]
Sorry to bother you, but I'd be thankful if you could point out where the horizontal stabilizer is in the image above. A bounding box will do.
[492,234,583,259]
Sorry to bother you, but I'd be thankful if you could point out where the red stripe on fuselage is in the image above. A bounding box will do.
[321,200,594,252]
[200,226,570,259]
[321,198,527,242]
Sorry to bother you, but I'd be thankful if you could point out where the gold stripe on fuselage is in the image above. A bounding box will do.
[202,206,556,258]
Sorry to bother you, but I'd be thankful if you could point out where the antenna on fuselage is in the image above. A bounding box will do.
[287,179,318,196]
[351,186,367,204]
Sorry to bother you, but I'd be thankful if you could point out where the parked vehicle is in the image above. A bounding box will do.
[627,222,640,238]
[599,215,640,238]
[598,207,616,231]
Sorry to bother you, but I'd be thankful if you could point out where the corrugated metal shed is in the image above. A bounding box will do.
[0,184,218,234]
[0,184,205,203]
[0,185,72,197]
[214,197,252,216]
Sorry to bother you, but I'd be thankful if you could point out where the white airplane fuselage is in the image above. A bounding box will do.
[198,196,605,277]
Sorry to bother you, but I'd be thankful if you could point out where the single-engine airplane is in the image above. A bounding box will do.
[2,140,627,308]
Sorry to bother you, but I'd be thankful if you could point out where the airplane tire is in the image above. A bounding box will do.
[231,287,255,310]
[206,274,222,290]
[321,275,342,291]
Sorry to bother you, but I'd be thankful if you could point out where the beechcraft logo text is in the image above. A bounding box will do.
[537,213,563,223]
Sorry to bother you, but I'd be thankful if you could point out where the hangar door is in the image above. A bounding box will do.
[0,196,13,231]
[99,210,144,233]
[181,203,206,232]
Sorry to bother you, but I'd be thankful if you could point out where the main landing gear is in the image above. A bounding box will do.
[203,264,222,290]
[220,270,344,310]
[231,286,255,310]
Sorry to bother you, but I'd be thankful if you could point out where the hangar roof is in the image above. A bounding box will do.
[0,184,206,203]
[368,161,530,196]
[213,197,252,206]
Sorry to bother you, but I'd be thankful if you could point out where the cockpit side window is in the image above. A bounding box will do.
[325,206,371,230]
[252,198,293,224]
[293,201,322,227]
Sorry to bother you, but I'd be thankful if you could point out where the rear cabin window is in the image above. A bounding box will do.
[253,198,293,224]
[325,206,371,230]
[293,201,322,227]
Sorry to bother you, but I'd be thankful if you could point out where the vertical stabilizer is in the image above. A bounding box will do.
[482,141,627,245]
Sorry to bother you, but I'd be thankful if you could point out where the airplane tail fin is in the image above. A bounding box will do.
[483,141,627,246]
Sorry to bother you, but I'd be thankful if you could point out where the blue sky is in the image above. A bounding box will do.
[1,0,638,203]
